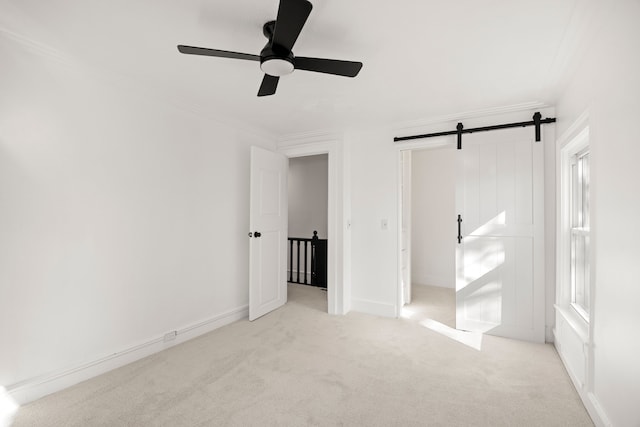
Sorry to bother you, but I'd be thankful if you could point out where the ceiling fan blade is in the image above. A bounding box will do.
[177,45,260,61]
[294,57,363,77]
[272,0,312,52]
[258,74,280,97]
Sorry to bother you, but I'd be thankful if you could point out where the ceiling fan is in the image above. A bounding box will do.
[177,0,363,97]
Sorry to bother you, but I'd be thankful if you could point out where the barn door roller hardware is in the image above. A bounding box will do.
[394,112,556,149]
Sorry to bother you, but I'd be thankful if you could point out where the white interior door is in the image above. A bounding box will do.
[249,146,288,321]
[455,128,544,342]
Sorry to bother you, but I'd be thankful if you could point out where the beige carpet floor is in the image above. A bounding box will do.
[11,284,593,426]
[404,284,457,328]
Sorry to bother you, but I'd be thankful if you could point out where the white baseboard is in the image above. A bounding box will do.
[553,336,612,427]
[7,305,248,405]
[586,392,612,427]
[350,298,396,318]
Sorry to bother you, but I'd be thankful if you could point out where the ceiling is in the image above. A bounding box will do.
[1,0,583,136]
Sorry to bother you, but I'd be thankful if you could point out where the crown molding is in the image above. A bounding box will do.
[557,109,589,149]
[277,129,343,147]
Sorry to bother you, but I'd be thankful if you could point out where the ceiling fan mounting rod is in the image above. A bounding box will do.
[263,20,277,40]
[261,20,293,58]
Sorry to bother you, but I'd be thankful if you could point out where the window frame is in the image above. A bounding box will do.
[569,147,590,320]
[558,125,591,327]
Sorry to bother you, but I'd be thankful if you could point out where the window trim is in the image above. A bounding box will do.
[557,125,591,328]
[569,147,590,320]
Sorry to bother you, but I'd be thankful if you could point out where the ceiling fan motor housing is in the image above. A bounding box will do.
[260,21,295,77]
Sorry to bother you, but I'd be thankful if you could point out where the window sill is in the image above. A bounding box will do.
[570,303,589,323]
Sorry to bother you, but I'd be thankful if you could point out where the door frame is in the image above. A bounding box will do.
[400,150,412,306]
[395,111,550,338]
[278,139,347,315]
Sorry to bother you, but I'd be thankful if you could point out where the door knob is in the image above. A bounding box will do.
[254,231,262,238]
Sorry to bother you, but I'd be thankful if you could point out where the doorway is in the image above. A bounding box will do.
[400,146,457,327]
[397,125,545,342]
[287,154,329,312]
[278,139,346,315]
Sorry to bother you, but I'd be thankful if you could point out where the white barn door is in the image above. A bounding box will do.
[249,146,288,321]
[455,128,544,342]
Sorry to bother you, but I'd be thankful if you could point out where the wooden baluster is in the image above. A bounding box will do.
[289,239,293,283]
[304,241,308,284]
[296,240,300,283]
[311,231,318,285]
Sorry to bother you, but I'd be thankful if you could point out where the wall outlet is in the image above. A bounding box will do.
[163,331,177,342]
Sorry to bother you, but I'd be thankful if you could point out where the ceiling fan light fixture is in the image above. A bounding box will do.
[260,58,294,77]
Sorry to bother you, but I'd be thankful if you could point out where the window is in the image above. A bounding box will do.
[558,121,590,327]
[570,148,590,319]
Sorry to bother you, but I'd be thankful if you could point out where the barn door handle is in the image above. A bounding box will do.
[457,215,462,244]
[254,231,262,238]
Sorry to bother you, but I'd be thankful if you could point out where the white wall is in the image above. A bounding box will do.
[410,148,456,288]
[553,1,640,425]
[288,155,328,239]
[347,129,399,317]
[0,36,275,402]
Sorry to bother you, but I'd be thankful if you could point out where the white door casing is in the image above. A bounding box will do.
[455,128,545,342]
[278,139,344,315]
[401,150,412,305]
[249,146,288,321]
